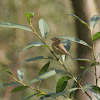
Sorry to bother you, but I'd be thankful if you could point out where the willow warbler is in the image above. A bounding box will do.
[51,37,72,58]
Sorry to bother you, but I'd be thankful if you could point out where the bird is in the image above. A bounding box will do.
[51,37,73,59]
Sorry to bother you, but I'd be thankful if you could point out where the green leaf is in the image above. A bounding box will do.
[1,69,15,78]
[0,22,32,32]
[90,62,100,67]
[93,32,100,41]
[17,70,24,81]
[40,88,78,100]
[68,14,89,27]
[62,40,71,61]
[39,19,49,39]
[20,41,47,56]
[63,40,71,52]
[89,85,100,100]
[25,56,54,62]
[81,83,93,92]
[25,12,35,23]
[0,82,21,89]
[11,86,28,93]
[82,83,100,100]
[58,36,92,49]
[80,66,85,69]
[31,70,64,84]
[90,15,100,30]
[69,58,93,63]
[56,76,72,93]
[39,62,50,75]
[23,94,37,100]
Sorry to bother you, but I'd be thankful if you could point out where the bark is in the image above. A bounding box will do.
[71,0,100,100]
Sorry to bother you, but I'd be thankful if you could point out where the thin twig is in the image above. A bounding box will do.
[88,27,98,86]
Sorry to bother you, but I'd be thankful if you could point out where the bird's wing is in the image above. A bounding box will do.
[55,42,68,54]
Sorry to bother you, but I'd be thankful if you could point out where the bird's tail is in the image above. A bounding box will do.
[66,52,73,59]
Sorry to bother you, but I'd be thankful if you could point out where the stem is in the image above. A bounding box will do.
[29,22,92,100]
[88,27,97,86]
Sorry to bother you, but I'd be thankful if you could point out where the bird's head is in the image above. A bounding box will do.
[51,37,61,43]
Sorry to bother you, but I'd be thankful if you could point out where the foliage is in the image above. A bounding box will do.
[0,12,100,100]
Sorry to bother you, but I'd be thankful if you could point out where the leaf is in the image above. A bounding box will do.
[62,40,71,61]
[58,36,92,49]
[1,69,15,78]
[17,70,24,81]
[0,82,21,89]
[23,94,37,100]
[82,83,100,100]
[89,85,100,100]
[25,56,54,62]
[80,66,85,69]
[39,62,50,75]
[20,41,47,56]
[30,70,64,84]
[69,58,93,63]
[56,76,72,93]
[93,32,100,41]
[90,62,100,67]
[39,19,49,39]
[63,40,71,52]
[25,12,35,23]
[11,86,28,93]
[90,15,100,30]
[0,22,32,32]
[40,88,78,100]
[68,14,89,27]
[81,83,93,92]
[62,55,66,62]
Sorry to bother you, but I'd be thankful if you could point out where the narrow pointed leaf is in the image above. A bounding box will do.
[39,62,50,75]
[25,12,35,23]
[0,82,21,89]
[89,85,100,100]
[82,83,100,99]
[0,22,32,32]
[25,56,54,62]
[56,76,72,93]
[23,94,37,100]
[1,69,15,78]
[69,58,93,63]
[81,83,93,92]
[20,41,48,55]
[39,19,49,39]
[58,36,92,49]
[62,55,66,62]
[25,56,44,62]
[80,66,85,69]
[40,88,78,100]
[62,40,71,61]
[31,70,64,84]
[93,32,100,41]
[90,15,100,30]
[68,14,89,27]
[17,70,24,81]
[11,86,28,93]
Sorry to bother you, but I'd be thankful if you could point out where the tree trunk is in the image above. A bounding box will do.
[72,0,100,100]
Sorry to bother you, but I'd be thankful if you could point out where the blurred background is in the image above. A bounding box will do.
[0,0,100,100]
